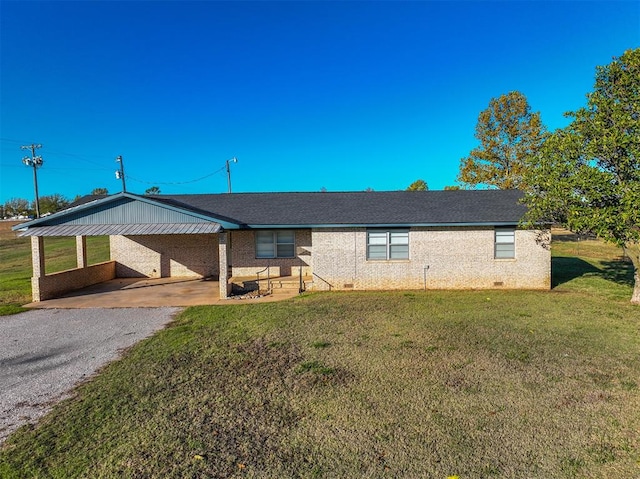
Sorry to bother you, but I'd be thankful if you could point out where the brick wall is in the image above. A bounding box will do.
[110,234,219,278]
[106,227,550,291]
[230,230,312,278]
[311,227,550,291]
[32,261,116,301]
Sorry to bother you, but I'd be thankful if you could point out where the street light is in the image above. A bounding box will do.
[21,144,44,218]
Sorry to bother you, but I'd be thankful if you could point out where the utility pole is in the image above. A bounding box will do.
[21,144,43,218]
[115,156,126,192]
[226,157,237,193]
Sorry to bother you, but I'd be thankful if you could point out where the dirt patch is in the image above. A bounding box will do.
[0,221,22,241]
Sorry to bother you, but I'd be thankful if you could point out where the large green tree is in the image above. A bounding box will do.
[523,48,640,304]
[458,91,546,189]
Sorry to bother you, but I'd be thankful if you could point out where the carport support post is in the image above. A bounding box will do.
[218,232,231,299]
[76,236,87,269]
[31,236,45,302]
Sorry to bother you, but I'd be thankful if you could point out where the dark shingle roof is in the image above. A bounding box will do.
[151,189,526,227]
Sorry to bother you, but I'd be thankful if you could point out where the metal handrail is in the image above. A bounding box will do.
[312,272,333,291]
[256,265,270,293]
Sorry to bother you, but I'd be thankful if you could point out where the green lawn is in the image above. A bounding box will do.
[0,221,110,314]
[1,230,638,478]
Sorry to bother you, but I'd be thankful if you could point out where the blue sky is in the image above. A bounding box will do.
[1,1,638,203]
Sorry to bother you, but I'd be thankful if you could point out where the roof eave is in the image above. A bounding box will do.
[12,192,240,231]
[241,221,524,229]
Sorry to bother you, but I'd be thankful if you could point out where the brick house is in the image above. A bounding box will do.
[14,189,551,302]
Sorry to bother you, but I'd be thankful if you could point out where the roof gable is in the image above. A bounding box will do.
[13,193,236,232]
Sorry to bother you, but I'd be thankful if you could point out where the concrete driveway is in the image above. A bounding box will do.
[0,307,179,444]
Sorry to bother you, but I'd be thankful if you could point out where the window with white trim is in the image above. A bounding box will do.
[367,230,409,260]
[495,227,515,259]
[256,230,295,258]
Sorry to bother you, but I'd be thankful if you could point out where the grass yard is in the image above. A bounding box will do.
[1,231,639,478]
[0,221,109,314]
[550,229,635,302]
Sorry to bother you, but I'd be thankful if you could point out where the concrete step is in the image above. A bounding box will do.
[231,276,313,294]
[269,280,301,294]
[267,277,313,294]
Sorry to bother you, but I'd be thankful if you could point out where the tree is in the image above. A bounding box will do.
[444,185,461,191]
[523,48,640,304]
[38,194,69,215]
[406,179,428,191]
[91,188,108,195]
[145,186,161,195]
[4,198,31,217]
[458,91,546,189]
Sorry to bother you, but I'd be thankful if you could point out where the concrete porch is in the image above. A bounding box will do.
[24,277,300,309]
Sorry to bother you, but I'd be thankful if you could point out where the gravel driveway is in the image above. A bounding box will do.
[0,307,180,443]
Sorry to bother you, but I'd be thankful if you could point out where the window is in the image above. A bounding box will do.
[256,230,295,258]
[367,230,409,260]
[495,228,515,259]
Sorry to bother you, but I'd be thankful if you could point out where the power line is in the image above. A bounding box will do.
[0,137,27,145]
[2,138,112,171]
[0,164,106,171]
[125,165,228,185]
[3,138,237,188]
[38,148,112,171]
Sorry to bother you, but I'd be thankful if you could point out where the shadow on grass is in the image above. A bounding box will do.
[600,259,634,287]
[552,256,634,288]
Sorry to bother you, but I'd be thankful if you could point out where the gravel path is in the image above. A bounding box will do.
[0,307,180,444]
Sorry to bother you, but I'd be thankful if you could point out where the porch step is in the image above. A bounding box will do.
[268,278,313,294]
[230,276,313,295]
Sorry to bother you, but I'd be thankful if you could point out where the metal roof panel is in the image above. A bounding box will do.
[18,223,222,237]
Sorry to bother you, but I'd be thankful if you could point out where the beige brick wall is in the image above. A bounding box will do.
[32,261,116,301]
[311,227,550,291]
[110,234,219,278]
[106,227,550,291]
[230,230,312,278]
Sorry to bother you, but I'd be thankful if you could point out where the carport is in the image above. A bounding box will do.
[13,193,235,303]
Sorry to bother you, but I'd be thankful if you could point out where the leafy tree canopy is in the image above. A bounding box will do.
[145,186,161,195]
[91,188,108,195]
[523,48,640,304]
[39,194,69,215]
[458,91,546,189]
[3,198,31,217]
[406,179,428,191]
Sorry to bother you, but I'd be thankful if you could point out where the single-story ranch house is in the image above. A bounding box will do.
[14,189,551,302]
